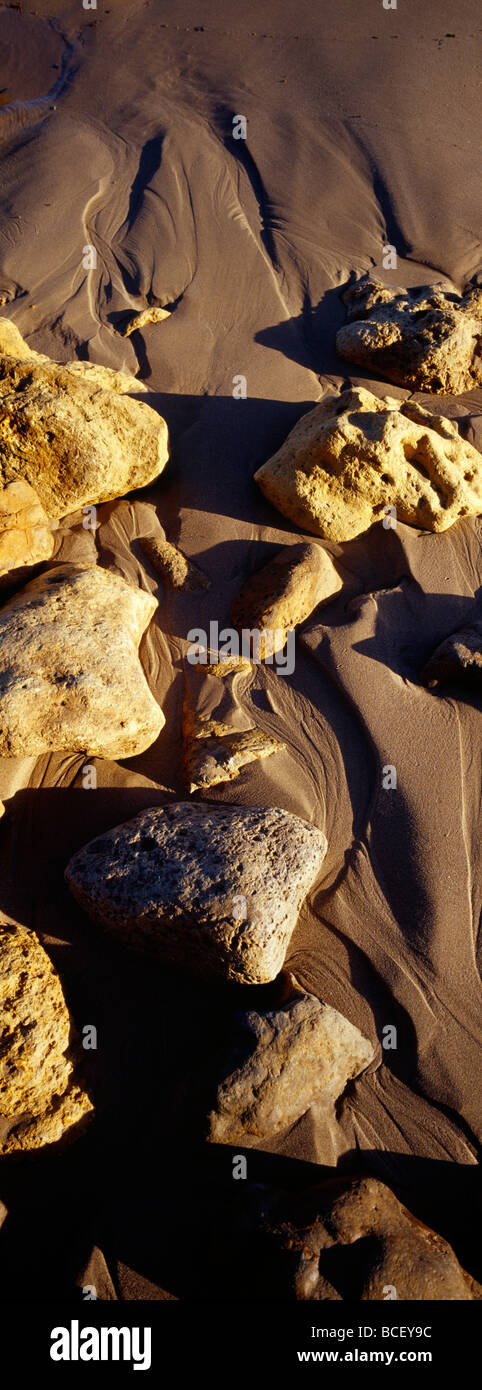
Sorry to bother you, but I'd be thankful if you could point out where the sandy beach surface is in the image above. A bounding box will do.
[0,0,480,1298]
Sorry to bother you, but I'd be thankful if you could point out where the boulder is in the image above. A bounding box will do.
[0,478,54,576]
[0,564,164,759]
[422,618,482,688]
[204,976,374,1143]
[336,276,482,394]
[257,1175,482,1300]
[0,919,93,1153]
[0,319,168,518]
[232,541,342,657]
[254,387,482,541]
[65,803,327,985]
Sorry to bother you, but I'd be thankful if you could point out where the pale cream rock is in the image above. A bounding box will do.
[0,478,54,576]
[123,307,171,337]
[183,708,284,793]
[205,976,374,1143]
[65,802,328,985]
[0,919,93,1153]
[336,276,482,394]
[232,541,342,656]
[254,386,482,541]
[0,564,164,759]
[0,320,168,518]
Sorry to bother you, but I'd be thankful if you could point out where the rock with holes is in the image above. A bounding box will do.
[422,618,482,689]
[254,387,482,541]
[0,318,167,518]
[232,541,342,657]
[256,1176,482,1300]
[336,276,482,394]
[0,477,54,577]
[0,564,164,758]
[0,919,93,1153]
[203,975,374,1143]
[65,803,327,985]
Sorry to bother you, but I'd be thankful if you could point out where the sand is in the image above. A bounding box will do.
[0,0,480,1297]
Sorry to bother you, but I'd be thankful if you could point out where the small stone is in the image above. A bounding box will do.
[65,803,327,985]
[204,976,374,1143]
[232,541,342,657]
[0,564,164,759]
[0,320,168,518]
[258,1176,482,1300]
[183,708,284,792]
[336,276,482,394]
[422,619,482,688]
[0,920,93,1153]
[141,534,210,591]
[123,307,171,337]
[0,478,54,576]
[254,386,482,541]
[76,1246,118,1301]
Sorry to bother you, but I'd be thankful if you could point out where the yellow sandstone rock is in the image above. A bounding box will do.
[254,386,482,542]
[0,920,93,1153]
[0,478,54,576]
[0,319,168,519]
[232,541,342,657]
[336,276,482,394]
[183,707,284,793]
[123,307,171,337]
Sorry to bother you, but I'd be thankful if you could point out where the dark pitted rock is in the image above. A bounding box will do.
[257,1176,482,1300]
[65,803,327,984]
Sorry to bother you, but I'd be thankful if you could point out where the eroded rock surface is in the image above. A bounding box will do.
[232,541,342,656]
[0,564,164,759]
[0,319,168,518]
[0,920,93,1153]
[183,708,284,792]
[141,534,210,591]
[254,387,482,541]
[336,277,482,394]
[0,478,54,576]
[65,803,327,984]
[258,1176,482,1300]
[204,976,374,1143]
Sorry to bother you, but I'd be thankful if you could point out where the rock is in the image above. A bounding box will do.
[141,534,210,591]
[0,564,164,759]
[422,619,482,688]
[204,976,374,1143]
[336,276,482,394]
[0,322,168,518]
[232,542,342,657]
[0,920,93,1153]
[65,803,327,985]
[0,1200,7,1230]
[0,317,148,393]
[183,709,284,793]
[254,386,482,541]
[0,478,54,576]
[257,1175,482,1300]
[76,1246,118,1301]
[123,307,171,336]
